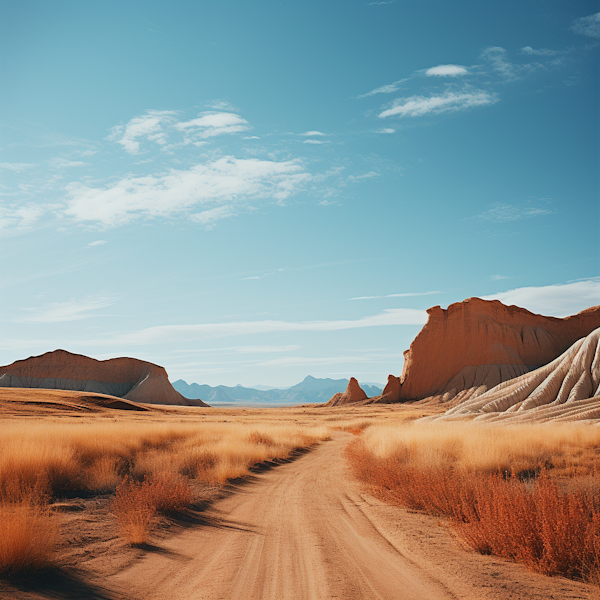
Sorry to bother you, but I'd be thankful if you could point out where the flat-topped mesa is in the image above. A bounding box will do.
[397,298,600,402]
[325,377,368,406]
[0,349,209,407]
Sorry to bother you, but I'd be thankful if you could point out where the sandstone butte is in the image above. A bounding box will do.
[326,298,600,407]
[0,349,208,407]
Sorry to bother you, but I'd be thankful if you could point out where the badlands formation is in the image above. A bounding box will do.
[328,298,600,420]
[0,349,207,407]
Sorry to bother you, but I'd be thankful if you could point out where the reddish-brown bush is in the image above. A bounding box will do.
[346,439,600,581]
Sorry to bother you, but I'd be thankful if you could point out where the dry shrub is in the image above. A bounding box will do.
[112,473,193,544]
[86,456,122,493]
[112,478,157,545]
[146,473,192,513]
[346,439,600,581]
[0,483,58,576]
[248,430,276,446]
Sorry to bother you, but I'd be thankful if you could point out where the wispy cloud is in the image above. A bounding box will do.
[107,110,177,154]
[520,46,562,57]
[64,157,311,227]
[107,308,427,345]
[48,158,89,169]
[303,139,330,144]
[347,171,380,182]
[174,112,250,138]
[349,291,440,301]
[374,128,395,134]
[358,79,410,98]
[190,205,236,227]
[425,64,468,76]
[0,204,47,235]
[379,90,496,118]
[471,204,552,223]
[0,162,37,172]
[482,279,600,318]
[16,295,116,324]
[571,12,600,39]
[87,240,107,247]
[490,274,511,281]
[299,131,326,136]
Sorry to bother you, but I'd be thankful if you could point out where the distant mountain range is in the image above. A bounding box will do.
[171,375,383,406]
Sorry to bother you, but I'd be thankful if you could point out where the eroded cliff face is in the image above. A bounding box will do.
[440,327,600,422]
[0,349,209,407]
[396,298,600,402]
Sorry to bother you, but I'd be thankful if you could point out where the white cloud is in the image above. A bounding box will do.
[0,203,46,234]
[0,163,37,172]
[190,205,235,227]
[299,131,326,136]
[87,240,107,247]
[425,64,468,76]
[490,275,511,281]
[482,279,600,318]
[520,46,561,56]
[49,158,88,169]
[64,157,311,227]
[358,79,408,98]
[108,110,176,154]
[17,295,116,324]
[571,12,600,39]
[375,128,395,134]
[349,291,440,300]
[379,90,496,118]
[303,139,330,144]
[174,112,250,138]
[108,308,428,345]
[472,204,552,222]
[347,171,380,182]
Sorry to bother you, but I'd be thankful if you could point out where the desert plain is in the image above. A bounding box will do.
[0,386,598,600]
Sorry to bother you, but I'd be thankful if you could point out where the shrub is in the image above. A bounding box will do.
[346,439,600,582]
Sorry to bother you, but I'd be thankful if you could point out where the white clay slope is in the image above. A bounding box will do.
[442,327,600,423]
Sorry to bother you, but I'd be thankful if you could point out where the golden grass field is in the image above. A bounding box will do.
[0,387,598,594]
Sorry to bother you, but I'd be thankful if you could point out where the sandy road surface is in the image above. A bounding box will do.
[107,433,596,600]
[110,433,455,600]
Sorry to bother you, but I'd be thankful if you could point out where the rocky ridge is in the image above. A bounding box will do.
[0,349,208,407]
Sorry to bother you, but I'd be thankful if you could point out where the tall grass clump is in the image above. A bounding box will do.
[0,481,58,575]
[346,421,600,582]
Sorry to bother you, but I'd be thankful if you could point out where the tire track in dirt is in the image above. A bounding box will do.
[108,433,456,600]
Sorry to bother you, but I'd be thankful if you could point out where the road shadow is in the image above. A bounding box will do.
[2,567,119,600]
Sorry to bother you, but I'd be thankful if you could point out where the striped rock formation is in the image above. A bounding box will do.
[326,377,368,406]
[0,349,208,407]
[395,298,600,404]
[441,327,600,422]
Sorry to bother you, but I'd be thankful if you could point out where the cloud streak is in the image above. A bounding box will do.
[64,157,311,227]
[379,90,496,118]
[17,295,116,324]
[349,291,441,301]
[482,279,600,318]
[571,12,600,39]
[107,308,427,345]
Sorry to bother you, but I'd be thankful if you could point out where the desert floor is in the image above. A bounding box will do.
[0,393,597,600]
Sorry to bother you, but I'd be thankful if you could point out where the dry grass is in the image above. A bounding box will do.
[0,484,58,575]
[0,416,330,552]
[359,420,600,477]
[346,421,600,582]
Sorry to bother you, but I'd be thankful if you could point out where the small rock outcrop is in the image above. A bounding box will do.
[440,327,600,422]
[0,349,209,407]
[363,375,401,404]
[325,377,368,406]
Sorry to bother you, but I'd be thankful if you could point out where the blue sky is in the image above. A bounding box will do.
[1,0,599,387]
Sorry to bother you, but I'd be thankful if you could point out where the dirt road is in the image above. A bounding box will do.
[109,433,452,600]
[108,433,595,600]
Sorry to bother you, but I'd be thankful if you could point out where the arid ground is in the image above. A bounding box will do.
[0,389,598,600]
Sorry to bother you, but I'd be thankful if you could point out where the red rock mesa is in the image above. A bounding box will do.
[0,349,208,407]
